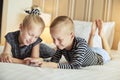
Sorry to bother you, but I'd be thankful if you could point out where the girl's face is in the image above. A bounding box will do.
[19,22,43,46]
[50,26,74,50]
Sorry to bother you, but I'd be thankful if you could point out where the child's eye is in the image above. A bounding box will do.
[35,36,38,38]
[58,39,63,42]
[28,32,34,36]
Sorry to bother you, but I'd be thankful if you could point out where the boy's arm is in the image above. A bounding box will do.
[41,62,58,68]
[39,50,61,68]
[52,53,83,69]
[50,50,62,63]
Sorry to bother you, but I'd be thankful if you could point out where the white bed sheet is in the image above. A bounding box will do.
[0,50,120,80]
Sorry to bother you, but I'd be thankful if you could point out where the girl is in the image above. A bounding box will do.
[0,5,55,64]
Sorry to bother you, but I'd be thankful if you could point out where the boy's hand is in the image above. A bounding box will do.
[0,53,13,63]
[41,62,58,68]
[24,57,43,67]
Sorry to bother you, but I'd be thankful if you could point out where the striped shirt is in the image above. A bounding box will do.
[51,37,103,69]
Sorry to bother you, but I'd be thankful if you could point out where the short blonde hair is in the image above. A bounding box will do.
[50,16,74,32]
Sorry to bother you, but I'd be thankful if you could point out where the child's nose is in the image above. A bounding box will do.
[30,37,35,42]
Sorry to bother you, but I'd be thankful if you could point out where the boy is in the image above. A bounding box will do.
[27,16,111,69]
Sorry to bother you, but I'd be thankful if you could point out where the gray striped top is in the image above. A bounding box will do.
[51,37,103,69]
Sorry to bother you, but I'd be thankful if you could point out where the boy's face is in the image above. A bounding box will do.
[50,26,74,50]
[20,22,43,46]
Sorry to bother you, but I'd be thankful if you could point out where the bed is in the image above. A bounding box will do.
[0,21,120,80]
[0,50,120,80]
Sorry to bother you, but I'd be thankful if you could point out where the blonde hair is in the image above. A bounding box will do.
[50,16,74,32]
[23,5,45,31]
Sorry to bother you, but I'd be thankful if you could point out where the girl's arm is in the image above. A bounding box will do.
[12,58,25,64]
[24,43,43,65]
[0,41,13,63]
[14,43,42,64]
[31,43,40,58]
[2,41,12,55]
[0,41,25,64]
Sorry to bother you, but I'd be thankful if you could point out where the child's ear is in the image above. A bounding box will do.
[70,32,75,39]
[19,23,23,30]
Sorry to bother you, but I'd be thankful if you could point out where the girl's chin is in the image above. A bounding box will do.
[57,46,64,50]
[25,44,30,46]
[24,42,30,46]
[24,43,29,46]
[25,42,34,46]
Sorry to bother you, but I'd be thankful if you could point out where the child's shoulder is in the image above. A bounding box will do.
[74,37,88,49]
[7,30,19,34]
[75,37,87,43]
[6,30,20,36]
[5,30,20,40]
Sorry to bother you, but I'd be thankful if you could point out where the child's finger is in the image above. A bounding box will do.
[0,58,3,62]
[30,62,42,67]
[4,57,9,63]
[30,59,38,62]
[30,60,42,65]
[7,57,12,63]
[0,57,4,62]
[24,57,32,61]
[25,60,31,65]
[6,59,10,63]
[30,63,39,67]
[3,57,7,62]
[30,59,42,65]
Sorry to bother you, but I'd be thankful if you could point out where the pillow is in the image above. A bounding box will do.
[74,20,115,49]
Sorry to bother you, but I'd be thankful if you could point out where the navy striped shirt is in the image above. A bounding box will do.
[51,37,103,69]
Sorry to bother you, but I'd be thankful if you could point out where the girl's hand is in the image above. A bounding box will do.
[24,57,43,67]
[0,53,13,63]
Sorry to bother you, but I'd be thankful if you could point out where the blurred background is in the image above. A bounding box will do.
[0,0,120,50]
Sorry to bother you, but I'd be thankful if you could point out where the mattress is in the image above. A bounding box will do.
[0,49,120,80]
